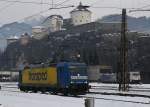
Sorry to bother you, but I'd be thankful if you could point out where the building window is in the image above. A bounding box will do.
[75,20,77,23]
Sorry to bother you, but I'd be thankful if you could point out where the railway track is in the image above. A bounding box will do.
[1,89,150,105]
[81,95,150,105]
[1,83,150,104]
[1,87,150,105]
[91,86,150,92]
[1,85,150,97]
[88,91,150,98]
[92,85,150,89]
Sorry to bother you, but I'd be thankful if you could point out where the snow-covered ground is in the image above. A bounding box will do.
[90,83,150,96]
[0,90,150,107]
[0,82,150,107]
[0,91,84,107]
[90,83,150,89]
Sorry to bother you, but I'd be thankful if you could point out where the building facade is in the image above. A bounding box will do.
[70,2,92,26]
[32,26,48,39]
[7,36,18,45]
[42,15,63,32]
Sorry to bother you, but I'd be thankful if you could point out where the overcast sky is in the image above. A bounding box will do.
[0,0,150,25]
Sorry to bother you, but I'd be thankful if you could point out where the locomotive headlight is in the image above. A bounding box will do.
[84,81,88,83]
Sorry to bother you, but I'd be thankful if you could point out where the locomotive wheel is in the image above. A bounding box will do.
[33,89,37,93]
[63,89,69,96]
[51,91,57,95]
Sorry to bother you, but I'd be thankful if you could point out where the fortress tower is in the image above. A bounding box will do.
[70,2,92,26]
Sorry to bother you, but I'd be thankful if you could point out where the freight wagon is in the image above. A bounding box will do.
[129,72,141,84]
[100,73,117,83]
[100,72,141,84]
[18,62,89,95]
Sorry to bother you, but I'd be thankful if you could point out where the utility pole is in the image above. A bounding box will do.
[118,8,129,91]
[129,9,150,13]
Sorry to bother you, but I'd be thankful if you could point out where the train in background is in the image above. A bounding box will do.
[18,62,89,95]
[129,71,141,84]
[99,66,116,83]
[100,71,141,84]
[87,65,141,83]
[0,71,19,82]
[88,65,142,84]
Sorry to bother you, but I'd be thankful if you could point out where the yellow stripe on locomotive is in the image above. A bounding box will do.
[22,67,57,86]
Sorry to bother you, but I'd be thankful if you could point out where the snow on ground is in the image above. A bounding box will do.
[85,94,150,103]
[0,82,150,107]
[0,91,150,107]
[0,91,84,107]
[90,88,150,96]
[90,83,119,87]
[95,99,150,107]
[90,82,150,96]
[90,83,150,88]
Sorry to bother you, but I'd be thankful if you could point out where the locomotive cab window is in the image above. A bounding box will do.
[69,66,87,74]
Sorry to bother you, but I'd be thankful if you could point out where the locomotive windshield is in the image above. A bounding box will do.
[69,66,87,74]
[69,65,88,81]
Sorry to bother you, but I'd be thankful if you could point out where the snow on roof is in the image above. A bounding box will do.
[32,26,45,29]
[7,36,19,40]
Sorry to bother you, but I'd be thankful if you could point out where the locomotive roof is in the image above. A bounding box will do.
[23,62,86,69]
[57,62,86,67]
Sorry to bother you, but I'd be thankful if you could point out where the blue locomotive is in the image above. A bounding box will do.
[19,62,89,95]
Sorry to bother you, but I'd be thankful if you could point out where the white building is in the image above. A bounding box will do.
[32,26,48,40]
[7,36,19,45]
[42,15,63,32]
[70,2,92,26]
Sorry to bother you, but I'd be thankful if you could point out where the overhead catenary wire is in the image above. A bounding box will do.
[128,3,150,13]
[127,4,150,13]
[49,5,74,10]
[55,0,73,7]
[138,3,150,9]
[129,9,150,13]
[89,0,149,12]
[19,9,49,21]
[89,0,104,6]
[17,0,74,22]
[19,5,74,21]
[91,6,140,10]
[1,0,143,25]
[0,0,55,5]
[90,6,123,10]
[0,0,74,7]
